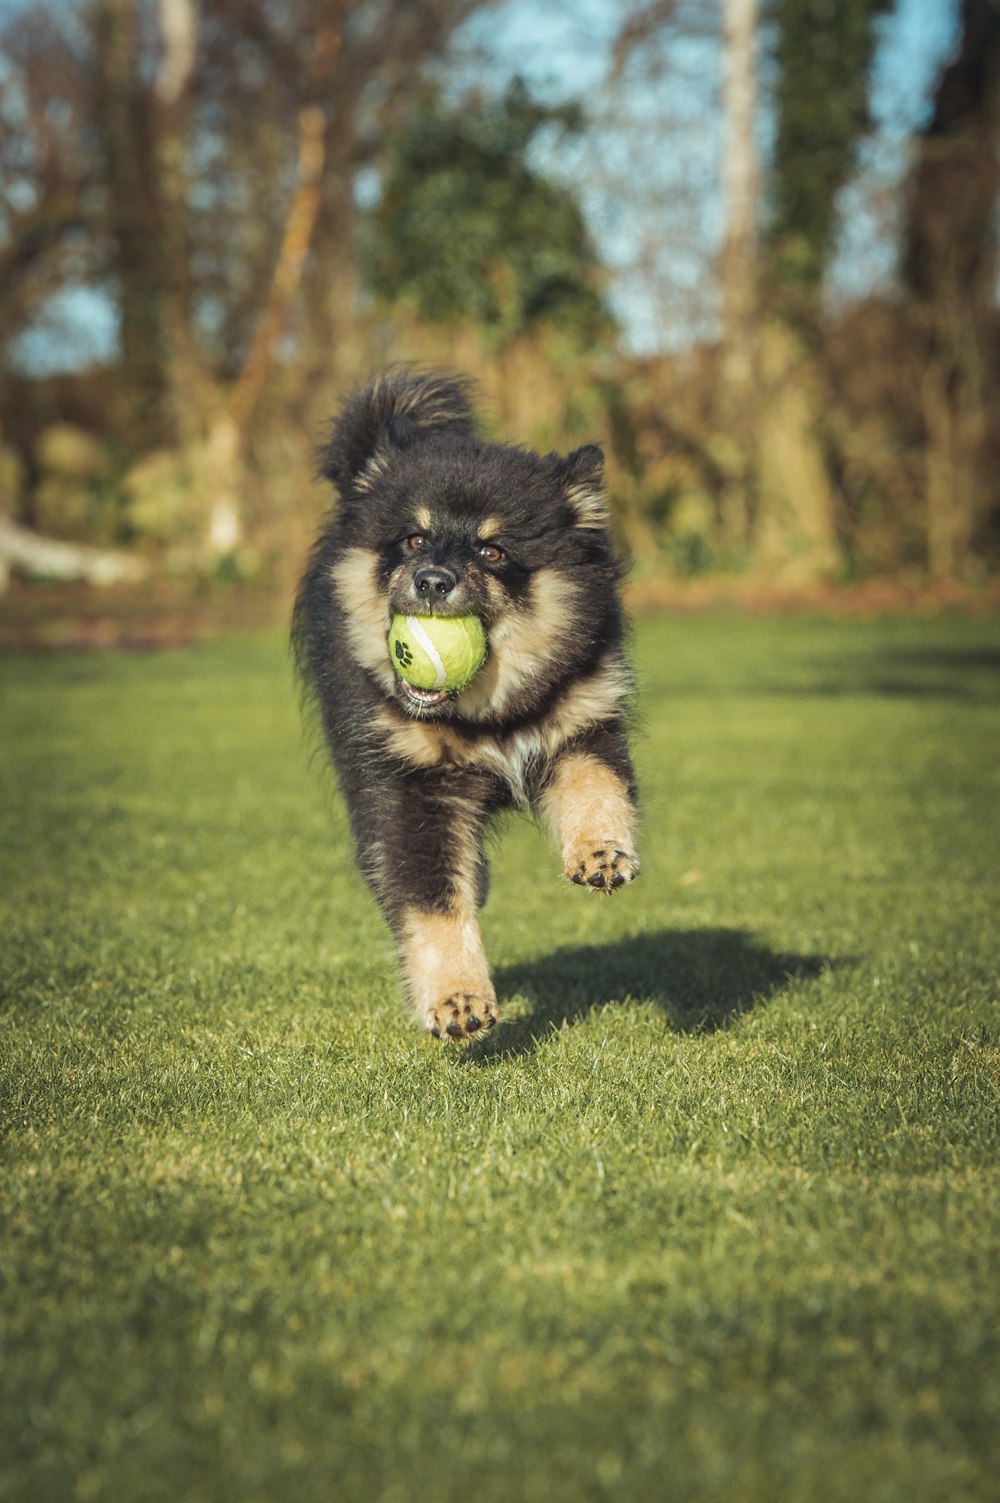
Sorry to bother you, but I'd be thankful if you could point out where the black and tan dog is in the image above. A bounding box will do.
[294,369,638,1041]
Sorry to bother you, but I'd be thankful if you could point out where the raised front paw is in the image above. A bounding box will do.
[567,844,640,894]
[425,991,501,1042]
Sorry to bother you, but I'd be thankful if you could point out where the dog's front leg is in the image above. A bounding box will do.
[376,767,501,1041]
[397,905,498,1041]
[540,727,640,894]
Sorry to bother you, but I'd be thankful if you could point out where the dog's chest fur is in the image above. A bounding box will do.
[372,648,631,806]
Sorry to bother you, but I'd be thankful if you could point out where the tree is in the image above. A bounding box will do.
[764,0,892,327]
[717,0,760,547]
[366,81,611,349]
[612,0,853,579]
[740,0,892,582]
[0,8,95,380]
[89,0,171,440]
[901,0,1000,579]
[0,0,495,561]
[720,0,759,365]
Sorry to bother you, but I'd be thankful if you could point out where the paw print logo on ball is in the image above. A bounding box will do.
[394,640,414,668]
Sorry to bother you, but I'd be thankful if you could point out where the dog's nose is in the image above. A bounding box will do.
[413,565,457,600]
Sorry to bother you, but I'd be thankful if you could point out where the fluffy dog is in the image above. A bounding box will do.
[293,369,639,1041]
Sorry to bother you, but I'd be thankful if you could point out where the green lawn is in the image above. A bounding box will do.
[1,612,998,1503]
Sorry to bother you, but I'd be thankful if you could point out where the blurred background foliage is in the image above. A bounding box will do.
[367,81,611,347]
[0,0,998,614]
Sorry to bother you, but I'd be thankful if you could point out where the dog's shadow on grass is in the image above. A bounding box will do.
[465,928,836,1064]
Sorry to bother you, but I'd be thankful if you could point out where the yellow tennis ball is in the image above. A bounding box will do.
[388,613,487,694]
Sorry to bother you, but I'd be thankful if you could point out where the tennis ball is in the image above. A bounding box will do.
[388,613,487,694]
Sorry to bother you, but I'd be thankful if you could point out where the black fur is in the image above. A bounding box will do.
[294,368,639,1039]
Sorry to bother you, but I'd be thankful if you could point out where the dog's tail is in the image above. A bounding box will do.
[320,367,476,492]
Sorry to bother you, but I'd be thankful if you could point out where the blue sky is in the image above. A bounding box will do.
[829,0,962,306]
[6,0,964,370]
[470,0,963,348]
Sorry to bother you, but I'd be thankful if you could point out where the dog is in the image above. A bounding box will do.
[293,368,639,1041]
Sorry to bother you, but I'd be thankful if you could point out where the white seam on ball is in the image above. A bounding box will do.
[405,616,447,690]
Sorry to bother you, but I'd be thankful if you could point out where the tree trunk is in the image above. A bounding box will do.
[752,322,841,584]
[198,100,329,557]
[92,0,168,441]
[717,0,760,550]
[902,0,1000,579]
[154,0,209,454]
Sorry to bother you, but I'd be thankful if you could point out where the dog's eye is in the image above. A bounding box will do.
[405,533,427,550]
[479,542,504,564]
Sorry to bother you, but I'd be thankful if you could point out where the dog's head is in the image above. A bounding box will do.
[329,416,621,724]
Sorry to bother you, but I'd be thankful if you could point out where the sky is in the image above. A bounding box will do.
[470,0,963,349]
[6,0,965,372]
[829,0,962,307]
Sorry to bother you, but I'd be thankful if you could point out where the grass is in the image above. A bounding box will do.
[1,611,998,1503]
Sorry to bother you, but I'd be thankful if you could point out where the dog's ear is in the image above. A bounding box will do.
[352,415,421,494]
[383,413,420,451]
[552,443,608,530]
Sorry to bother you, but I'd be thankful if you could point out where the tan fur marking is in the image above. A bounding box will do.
[331,558,627,744]
[330,547,395,689]
[378,375,468,428]
[460,569,580,720]
[566,481,609,530]
[398,907,498,1037]
[415,507,432,532]
[541,753,638,883]
[373,709,460,768]
[476,517,501,541]
[355,450,391,493]
[541,654,633,749]
[373,651,631,803]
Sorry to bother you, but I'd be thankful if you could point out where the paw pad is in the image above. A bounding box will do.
[427,992,499,1042]
[569,847,639,894]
